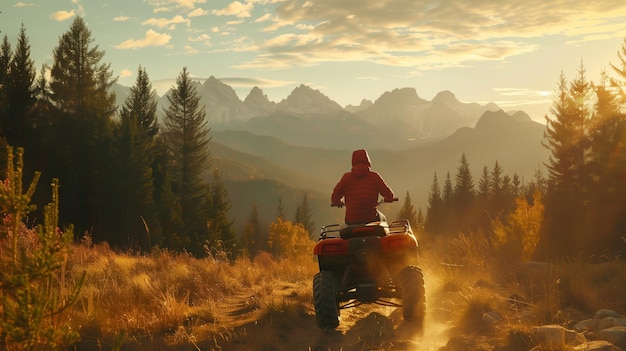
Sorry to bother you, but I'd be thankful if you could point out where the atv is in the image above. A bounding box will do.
[312,198,426,329]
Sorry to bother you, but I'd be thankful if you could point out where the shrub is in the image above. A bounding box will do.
[0,147,83,351]
[268,218,314,260]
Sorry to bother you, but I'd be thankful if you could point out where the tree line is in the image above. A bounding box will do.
[420,39,626,260]
[0,18,319,258]
[0,18,240,256]
[2,17,626,260]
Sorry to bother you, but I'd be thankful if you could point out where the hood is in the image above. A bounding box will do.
[351,149,371,167]
[351,149,371,178]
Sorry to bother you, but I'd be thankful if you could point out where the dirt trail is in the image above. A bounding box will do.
[209,280,451,351]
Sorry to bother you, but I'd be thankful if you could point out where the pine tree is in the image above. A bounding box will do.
[276,196,286,220]
[120,66,159,137]
[397,191,418,228]
[477,165,490,199]
[111,66,161,249]
[543,68,591,202]
[0,35,11,122]
[162,67,211,249]
[540,65,593,257]
[609,37,626,106]
[152,137,186,250]
[48,16,117,240]
[0,35,10,174]
[50,17,116,118]
[453,153,476,231]
[415,208,425,233]
[475,165,491,233]
[26,64,54,188]
[295,192,315,238]
[3,24,36,150]
[425,172,443,234]
[454,154,475,206]
[442,172,453,207]
[490,161,503,199]
[243,203,267,257]
[604,40,626,256]
[525,164,547,201]
[511,174,521,199]
[584,71,626,255]
[488,161,508,221]
[205,168,237,257]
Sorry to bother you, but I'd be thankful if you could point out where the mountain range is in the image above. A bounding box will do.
[112,77,550,235]
[116,76,507,150]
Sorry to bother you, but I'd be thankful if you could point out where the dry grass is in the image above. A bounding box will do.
[43,229,626,350]
[422,231,626,351]
[62,241,317,349]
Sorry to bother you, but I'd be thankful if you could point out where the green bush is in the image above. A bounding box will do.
[0,147,84,351]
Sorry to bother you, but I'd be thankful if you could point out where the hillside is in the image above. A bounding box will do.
[211,109,549,232]
[112,78,549,234]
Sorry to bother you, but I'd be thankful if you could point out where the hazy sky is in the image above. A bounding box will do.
[2,0,626,122]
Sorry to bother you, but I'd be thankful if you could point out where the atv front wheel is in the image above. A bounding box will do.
[313,270,339,329]
[398,265,426,323]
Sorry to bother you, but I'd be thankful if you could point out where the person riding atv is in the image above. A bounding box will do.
[313,149,426,330]
[331,149,395,224]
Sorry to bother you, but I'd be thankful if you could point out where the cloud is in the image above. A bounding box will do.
[142,15,190,29]
[189,33,211,41]
[113,16,130,22]
[227,19,245,26]
[14,2,35,7]
[183,44,199,54]
[230,0,626,71]
[119,69,133,78]
[493,88,552,98]
[72,0,85,16]
[170,0,207,9]
[212,1,255,18]
[219,76,296,88]
[188,8,208,17]
[188,33,211,46]
[50,9,76,21]
[490,88,552,112]
[255,13,273,23]
[264,33,321,48]
[114,29,172,49]
[152,75,273,97]
[147,0,206,10]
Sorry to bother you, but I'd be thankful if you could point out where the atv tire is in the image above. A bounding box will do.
[399,265,426,323]
[313,270,339,329]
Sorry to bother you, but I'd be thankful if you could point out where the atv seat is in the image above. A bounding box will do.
[340,222,388,239]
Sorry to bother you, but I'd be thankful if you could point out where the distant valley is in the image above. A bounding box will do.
[113,78,550,235]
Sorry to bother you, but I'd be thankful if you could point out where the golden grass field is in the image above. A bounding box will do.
[53,231,626,351]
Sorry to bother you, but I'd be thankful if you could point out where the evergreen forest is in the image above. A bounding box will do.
[1,17,626,261]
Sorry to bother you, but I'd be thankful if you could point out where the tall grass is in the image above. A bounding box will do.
[424,229,626,350]
[62,242,318,348]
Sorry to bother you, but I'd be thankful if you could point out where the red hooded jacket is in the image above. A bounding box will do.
[331,149,394,224]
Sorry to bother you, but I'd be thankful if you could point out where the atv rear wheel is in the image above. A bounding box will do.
[313,270,339,329]
[399,265,426,323]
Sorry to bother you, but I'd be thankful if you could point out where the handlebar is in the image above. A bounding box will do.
[331,197,398,208]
